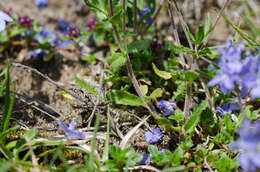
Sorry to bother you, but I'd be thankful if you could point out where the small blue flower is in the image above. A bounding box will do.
[158,100,176,117]
[57,120,86,140]
[139,6,150,17]
[58,19,74,34]
[36,27,48,39]
[145,128,163,144]
[145,17,153,25]
[216,101,239,116]
[53,38,73,48]
[29,49,46,60]
[0,10,13,32]
[139,152,151,165]
[35,0,49,8]
[231,119,260,171]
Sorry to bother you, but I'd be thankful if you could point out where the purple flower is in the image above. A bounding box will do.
[216,101,239,116]
[231,119,260,171]
[18,16,32,28]
[158,100,176,117]
[0,10,13,31]
[67,26,81,38]
[57,120,86,140]
[35,0,49,8]
[86,18,98,31]
[145,128,163,144]
[139,152,151,165]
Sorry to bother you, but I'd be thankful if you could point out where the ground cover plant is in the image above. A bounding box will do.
[0,0,260,171]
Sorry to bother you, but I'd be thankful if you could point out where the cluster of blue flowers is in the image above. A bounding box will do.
[232,119,260,171]
[29,27,73,60]
[138,6,153,25]
[207,40,260,99]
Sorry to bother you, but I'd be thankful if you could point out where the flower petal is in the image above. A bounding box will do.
[0,10,13,22]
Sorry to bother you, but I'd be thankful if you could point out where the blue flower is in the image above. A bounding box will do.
[58,19,74,34]
[158,100,176,117]
[57,120,86,140]
[0,10,13,32]
[240,53,260,99]
[207,40,243,94]
[139,6,150,17]
[231,119,260,171]
[35,28,73,48]
[35,0,49,8]
[216,101,239,116]
[29,49,46,60]
[139,152,151,165]
[145,17,153,25]
[145,128,163,144]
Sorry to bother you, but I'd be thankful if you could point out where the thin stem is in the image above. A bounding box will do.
[119,0,158,115]
[133,0,138,34]
[202,0,231,48]
[171,0,195,120]
[87,64,104,128]
[171,0,193,50]
[109,0,122,48]
[167,0,186,68]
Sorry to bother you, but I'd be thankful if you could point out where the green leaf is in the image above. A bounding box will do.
[168,109,184,123]
[84,0,107,16]
[167,43,194,54]
[106,53,127,72]
[149,88,163,99]
[127,39,151,53]
[140,85,148,95]
[74,76,97,96]
[0,69,6,78]
[212,154,239,172]
[109,9,123,25]
[101,0,109,13]
[0,125,20,141]
[204,13,212,37]
[152,63,172,80]
[107,90,145,107]
[14,128,38,158]
[185,23,195,42]
[81,54,96,63]
[185,71,199,85]
[172,147,184,165]
[1,62,15,137]
[184,100,208,134]
[108,146,142,170]
[151,113,181,133]
[223,15,259,46]
[244,105,259,120]
[0,78,7,97]
[195,24,204,46]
